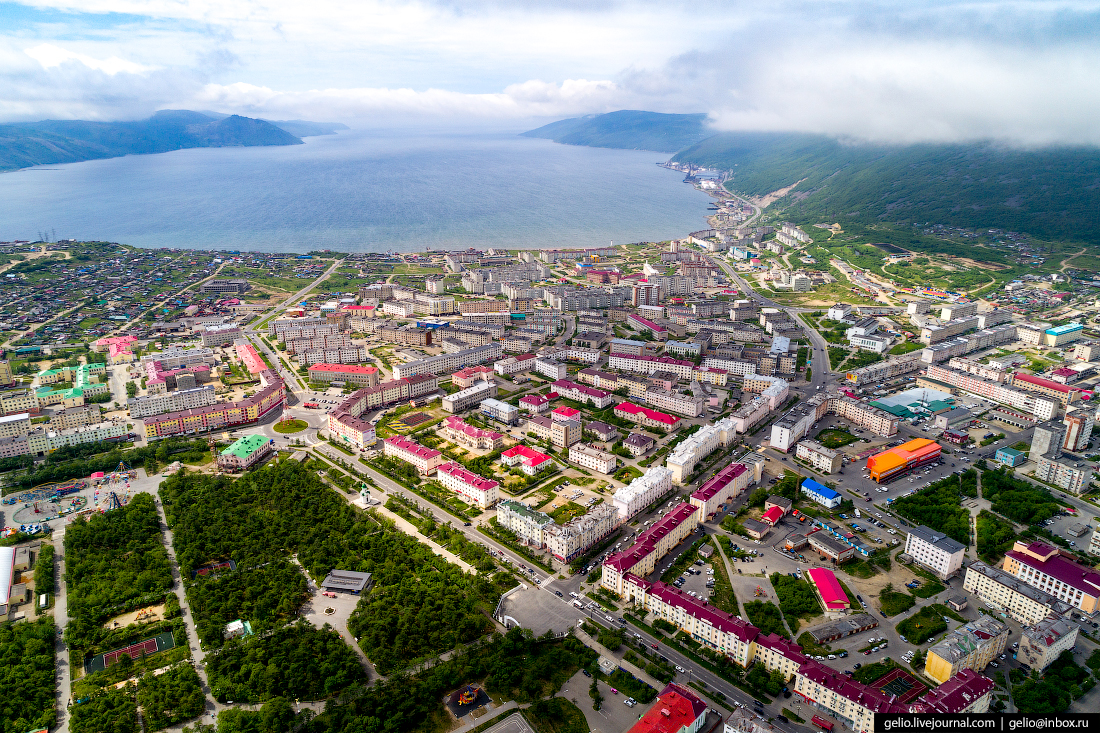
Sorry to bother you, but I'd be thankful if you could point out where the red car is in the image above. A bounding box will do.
[651,644,659,650]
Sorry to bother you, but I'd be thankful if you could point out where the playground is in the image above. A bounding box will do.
[6,479,90,524]
[85,631,176,674]
[103,603,167,630]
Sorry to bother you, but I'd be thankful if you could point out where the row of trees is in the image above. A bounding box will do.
[64,493,173,651]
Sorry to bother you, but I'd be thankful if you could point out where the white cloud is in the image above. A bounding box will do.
[24,43,154,75]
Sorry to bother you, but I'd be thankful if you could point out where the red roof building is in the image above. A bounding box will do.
[761,505,784,527]
[501,445,552,475]
[806,567,850,611]
[614,401,682,429]
[625,684,707,733]
[551,406,582,421]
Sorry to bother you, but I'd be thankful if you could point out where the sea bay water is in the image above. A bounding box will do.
[0,128,712,252]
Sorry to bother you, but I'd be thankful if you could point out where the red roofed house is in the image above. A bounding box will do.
[1012,372,1080,404]
[501,445,552,475]
[551,406,582,422]
[614,401,682,432]
[625,684,707,733]
[806,567,849,611]
[452,365,496,389]
[382,435,443,475]
[518,393,553,414]
[436,461,500,508]
[761,505,784,527]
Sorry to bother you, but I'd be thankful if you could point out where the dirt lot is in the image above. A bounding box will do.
[103,603,166,629]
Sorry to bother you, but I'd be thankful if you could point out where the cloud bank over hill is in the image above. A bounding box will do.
[3,0,1100,146]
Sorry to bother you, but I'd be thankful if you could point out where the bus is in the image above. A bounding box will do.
[811,715,834,731]
[304,402,319,409]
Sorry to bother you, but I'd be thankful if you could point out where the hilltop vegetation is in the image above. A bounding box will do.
[523,110,711,153]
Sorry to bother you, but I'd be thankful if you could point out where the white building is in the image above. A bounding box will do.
[962,561,1073,626]
[666,417,737,484]
[494,354,536,376]
[568,443,617,474]
[905,525,966,579]
[441,380,497,413]
[795,440,842,474]
[127,386,217,419]
[544,503,619,562]
[495,499,554,547]
[392,343,503,380]
[479,397,519,425]
[436,461,500,508]
[826,303,852,321]
[534,357,567,380]
[612,466,673,521]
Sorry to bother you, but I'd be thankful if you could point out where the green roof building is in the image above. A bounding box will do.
[217,434,273,472]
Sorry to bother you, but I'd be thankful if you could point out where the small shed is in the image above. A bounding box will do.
[947,596,968,612]
[742,518,771,540]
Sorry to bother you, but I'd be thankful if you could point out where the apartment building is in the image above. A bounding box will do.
[1063,408,1095,452]
[666,417,738,484]
[905,525,966,579]
[1014,373,1080,405]
[568,443,617,474]
[544,503,618,561]
[925,616,1010,683]
[500,445,553,475]
[452,365,496,389]
[689,462,750,518]
[613,466,674,521]
[479,398,517,429]
[641,388,702,419]
[1034,454,1089,494]
[534,358,567,380]
[609,352,695,379]
[924,364,1059,420]
[46,421,127,449]
[307,363,380,386]
[601,503,699,595]
[962,560,1074,625]
[518,393,552,414]
[577,368,621,391]
[495,500,554,547]
[0,413,30,439]
[128,386,217,419]
[613,402,682,432]
[50,404,102,431]
[383,435,443,475]
[1018,616,1079,673]
[200,324,242,346]
[439,415,504,450]
[692,366,729,386]
[442,380,497,413]
[795,440,842,474]
[144,371,286,439]
[494,354,536,376]
[526,415,581,448]
[436,461,500,508]
[393,343,502,380]
[1003,540,1100,613]
[551,379,615,408]
[378,324,433,347]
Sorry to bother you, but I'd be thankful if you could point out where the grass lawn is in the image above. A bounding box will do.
[613,465,643,483]
[549,501,588,525]
[815,428,858,449]
[896,605,949,644]
[889,341,924,355]
[879,587,916,617]
[273,418,307,434]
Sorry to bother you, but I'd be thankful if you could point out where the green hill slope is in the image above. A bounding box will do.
[674,132,1100,244]
[522,110,711,153]
[0,110,303,172]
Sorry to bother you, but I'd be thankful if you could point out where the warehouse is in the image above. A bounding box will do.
[806,567,850,611]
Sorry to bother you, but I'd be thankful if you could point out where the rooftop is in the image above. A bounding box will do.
[908,524,966,555]
[221,434,270,460]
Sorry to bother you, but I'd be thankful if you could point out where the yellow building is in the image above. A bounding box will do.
[925,616,1009,684]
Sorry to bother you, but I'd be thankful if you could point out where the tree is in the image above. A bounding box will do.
[589,679,603,711]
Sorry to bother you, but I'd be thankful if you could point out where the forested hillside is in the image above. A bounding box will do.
[673,132,1100,243]
[522,110,711,153]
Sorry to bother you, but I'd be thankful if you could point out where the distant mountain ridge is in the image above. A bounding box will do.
[523,112,1100,245]
[522,110,711,153]
[0,110,325,172]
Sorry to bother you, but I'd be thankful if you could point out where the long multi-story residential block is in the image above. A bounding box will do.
[544,503,618,561]
[285,333,357,355]
[50,404,102,431]
[645,388,705,418]
[534,357,567,380]
[45,421,127,450]
[494,354,537,376]
[436,461,499,508]
[307,363,380,386]
[298,345,370,365]
[923,365,1058,420]
[144,370,286,439]
[963,560,1073,626]
[378,324,434,347]
[383,435,443,475]
[495,499,554,547]
[666,417,737,484]
[920,324,1018,364]
[1013,372,1081,405]
[613,466,674,521]
[0,413,30,439]
[442,380,496,413]
[326,375,439,449]
[538,344,602,364]
[128,386,217,419]
[904,524,966,579]
[1002,540,1100,613]
[614,402,682,432]
[568,443,617,474]
[439,415,504,450]
[601,502,699,594]
[577,368,621,390]
[451,365,495,389]
[393,343,503,380]
[689,462,750,518]
[692,366,728,386]
[1034,454,1089,494]
[0,389,40,416]
[843,352,924,385]
[925,616,1010,684]
[609,352,695,379]
[551,379,615,408]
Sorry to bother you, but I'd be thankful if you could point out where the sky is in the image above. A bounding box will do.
[2,0,1100,146]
